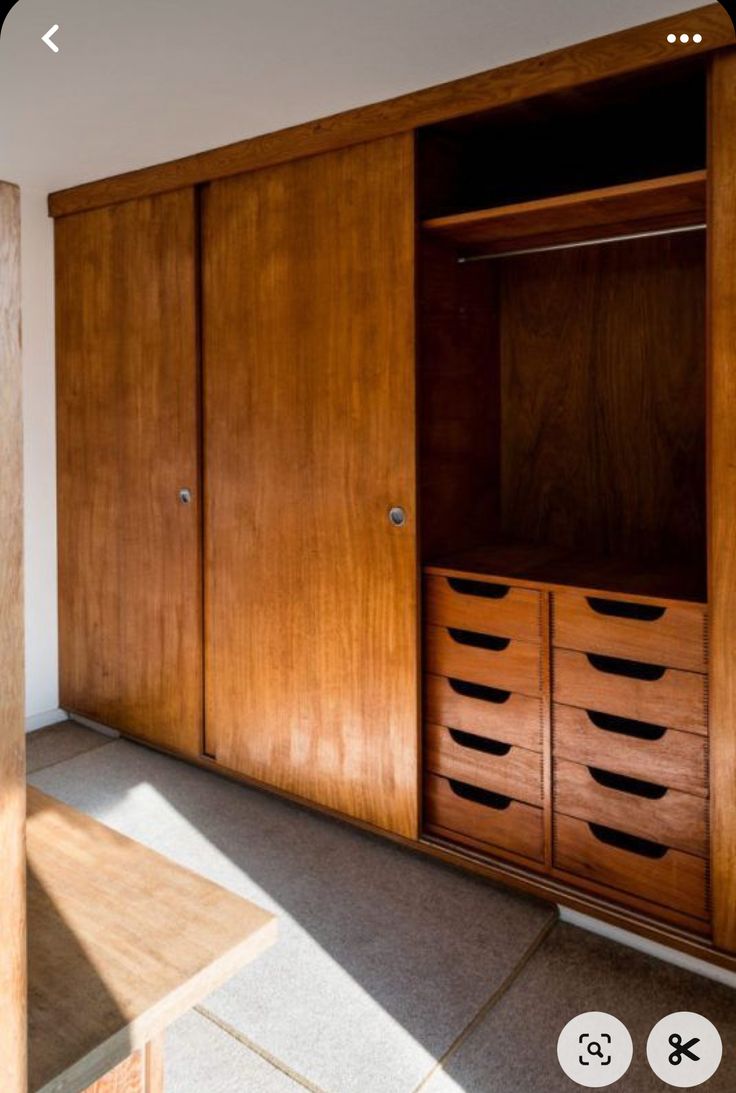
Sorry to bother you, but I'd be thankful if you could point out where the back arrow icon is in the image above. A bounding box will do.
[42,25,59,53]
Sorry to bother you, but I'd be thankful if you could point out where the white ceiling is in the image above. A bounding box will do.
[0,0,707,193]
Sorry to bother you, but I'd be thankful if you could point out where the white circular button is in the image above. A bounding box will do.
[557,1012,633,1087]
[646,1012,722,1087]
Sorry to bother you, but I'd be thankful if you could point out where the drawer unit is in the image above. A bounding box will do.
[553,703,707,796]
[554,758,707,856]
[426,625,542,697]
[425,574,541,642]
[555,814,708,921]
[553,648,706,735]
[553,590,706,672]
[425,773,544,861]
[426,674,542,752]
[426,722,543,805]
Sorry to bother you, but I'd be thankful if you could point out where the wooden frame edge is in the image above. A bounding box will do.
[48,4,733,218]
[707,47,736,953]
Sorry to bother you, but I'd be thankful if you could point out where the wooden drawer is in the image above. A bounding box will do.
[425,773,544,861]
[553,703,707,797]
[553,590,706,672]
[555,814,708,920]
[553,648,706,735]
[425,574,541,643]
[426,626,541,697]
[426,722,543,805]
[425,674,542,752]
[554,758,707,856]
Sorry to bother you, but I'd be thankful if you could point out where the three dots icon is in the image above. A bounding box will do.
[667,32,703,44]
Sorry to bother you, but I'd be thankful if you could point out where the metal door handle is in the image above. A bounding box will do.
[388,506,407,527]
[179,488,192,505]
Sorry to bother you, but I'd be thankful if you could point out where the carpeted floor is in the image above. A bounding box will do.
[27,722,736,1092]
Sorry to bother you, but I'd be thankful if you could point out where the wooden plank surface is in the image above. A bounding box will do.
[708,47,736,953]
[47,6,733,217]
[422,171,706,255]
[27,788,276,1093]
[0,180,26,1093]
[202,136,419,838]
[55,191,203,756]
[426,544,707,607]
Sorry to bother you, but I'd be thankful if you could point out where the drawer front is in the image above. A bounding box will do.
[553,590,706,672]
[553,703,707,797]
[425,773,544,861]
[425,574,541,643]
[554,758,707,856]
[425,674,542,752]
[427,626,542,697]
[426,722,543,805]
[553,649,706,735]
[555,814,708,920]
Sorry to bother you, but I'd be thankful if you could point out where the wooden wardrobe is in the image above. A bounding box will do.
[52,5,736,970]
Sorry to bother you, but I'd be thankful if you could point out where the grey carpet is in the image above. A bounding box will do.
[423,922,736,1092]
[26,720,114,773]
[29,739,555,1093]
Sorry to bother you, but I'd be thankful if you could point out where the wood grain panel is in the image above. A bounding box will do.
[47,6,734,217]
[0,180,26,1093]
[55,191,202,755]
[553,703,707,797]
[424,673,542,751]
[555,813,708,920]
[418,237,499,561]
[553,648,707,735]
[202,136,418,837]
[426,626,541,697]
[425,573,541,641]
[28,789,276,1093]
[555,758,707,857]
[81,1039,162,1093]
[423,171,706,255]
[425,723,543,805]
[82,1049,144,1093]
[499,232,706,565]
[425,773,544,861]
[553,590,707,672]
[709,47,736,953]
[427,545,706,606]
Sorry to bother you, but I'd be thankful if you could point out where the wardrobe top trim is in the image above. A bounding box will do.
[48,4,733,219]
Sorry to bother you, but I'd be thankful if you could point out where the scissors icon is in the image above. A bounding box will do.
[669,1033,701,1065]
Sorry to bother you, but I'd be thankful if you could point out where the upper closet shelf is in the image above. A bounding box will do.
[421,170,706,258]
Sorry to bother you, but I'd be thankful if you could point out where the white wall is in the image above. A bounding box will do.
[20,187,59,726]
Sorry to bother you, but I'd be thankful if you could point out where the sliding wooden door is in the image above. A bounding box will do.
[56,190,202,755]
[202,135,418,837]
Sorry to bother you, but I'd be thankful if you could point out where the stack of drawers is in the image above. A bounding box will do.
[552,591,709,923]
[422,573,545,864]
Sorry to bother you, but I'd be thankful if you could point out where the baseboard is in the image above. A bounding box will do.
[25,708,67,733]
[66,712,120,739]
[560,907,736,989]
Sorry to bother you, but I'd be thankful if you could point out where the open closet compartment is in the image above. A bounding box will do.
[417,59,710,934]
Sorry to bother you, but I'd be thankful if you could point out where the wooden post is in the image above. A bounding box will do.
[0,180,27,1090]
[708,49,736,952]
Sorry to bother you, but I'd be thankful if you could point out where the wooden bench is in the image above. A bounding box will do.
[27,787,276,1092]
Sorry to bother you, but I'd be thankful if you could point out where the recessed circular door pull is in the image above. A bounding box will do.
[179,488,192,505]
[388,505,407,527]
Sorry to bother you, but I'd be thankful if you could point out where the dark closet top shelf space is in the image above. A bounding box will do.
[425,544,706,607]
[420,171,706,258]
